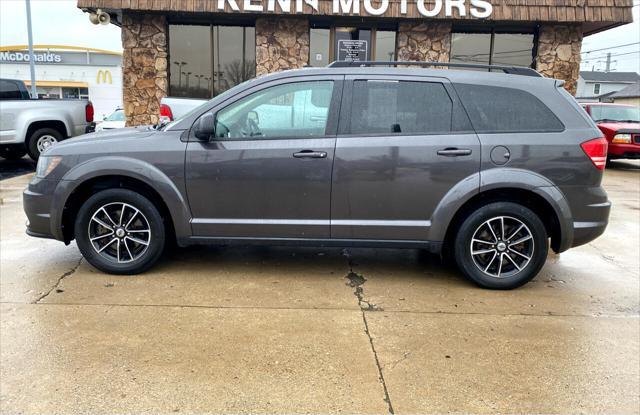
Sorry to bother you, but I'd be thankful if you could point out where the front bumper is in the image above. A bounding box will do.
[608,143,640,159]
[23,177,59,240]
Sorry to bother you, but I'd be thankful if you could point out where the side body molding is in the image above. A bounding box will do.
[428,168,574,252]
[51,157,192,242]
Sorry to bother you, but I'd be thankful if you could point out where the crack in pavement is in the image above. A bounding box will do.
[342,249,395,415]
[33,258,83,304]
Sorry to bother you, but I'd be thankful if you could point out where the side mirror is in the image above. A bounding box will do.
[194,113,215,141]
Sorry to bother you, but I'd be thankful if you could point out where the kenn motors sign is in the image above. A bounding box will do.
[216,0,493,18]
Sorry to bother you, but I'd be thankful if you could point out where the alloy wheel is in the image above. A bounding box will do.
[469,216,534,278]
[88,202,151,263]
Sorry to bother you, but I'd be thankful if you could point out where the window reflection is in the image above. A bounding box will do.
[450,33,491,66]
[310,28,330,67]
[213,26,256,95]
[492,34,534,67]
[169,25,212,98]
[169,24,255,99]
[374,31,396,61]
[450,31,534,70]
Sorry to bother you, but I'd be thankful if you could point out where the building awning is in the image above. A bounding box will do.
[23,80,89,88]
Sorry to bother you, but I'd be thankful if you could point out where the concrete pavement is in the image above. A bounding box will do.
[1,161,639,414]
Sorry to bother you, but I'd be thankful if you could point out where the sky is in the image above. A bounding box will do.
[0,0,639,73]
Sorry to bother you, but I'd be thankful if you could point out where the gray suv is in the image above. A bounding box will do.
[23,62,611,289]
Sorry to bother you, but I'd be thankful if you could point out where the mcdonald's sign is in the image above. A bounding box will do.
[96,69,112,84]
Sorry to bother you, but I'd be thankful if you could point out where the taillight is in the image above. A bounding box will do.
[580,137,608,170]
[85,101,94,123]
[160,103,173,122]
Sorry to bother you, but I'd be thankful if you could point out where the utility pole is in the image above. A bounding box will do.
[25,0,37,99]
[605,53,611,72]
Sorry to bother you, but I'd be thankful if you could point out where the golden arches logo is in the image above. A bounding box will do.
[96,69,112,84]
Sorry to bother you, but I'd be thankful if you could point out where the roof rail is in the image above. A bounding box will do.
[327,61,542,77]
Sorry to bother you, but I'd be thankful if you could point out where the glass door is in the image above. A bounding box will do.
[309,25,397,66]
[335,27,372,62]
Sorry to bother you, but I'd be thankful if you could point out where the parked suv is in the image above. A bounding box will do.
[24,63,610,289]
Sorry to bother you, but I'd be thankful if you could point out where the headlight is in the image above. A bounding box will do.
[612,133,632,144]
[36,156,62,178]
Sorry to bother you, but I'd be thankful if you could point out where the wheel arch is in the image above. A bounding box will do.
[52,158,192,244]
[442,187,565,256]
[430,168,574,254]
[26,120,69,140]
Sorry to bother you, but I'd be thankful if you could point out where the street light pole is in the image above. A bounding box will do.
[25,0,37,99]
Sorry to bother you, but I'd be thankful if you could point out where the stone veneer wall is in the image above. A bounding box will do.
[396,22,452,63]
[535,24,583,95]
[256,17,309,76]
[121,13,168,126]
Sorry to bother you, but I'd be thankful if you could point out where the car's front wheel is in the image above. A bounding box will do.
[75,189,165,274]
[454,202,548,289]
[27,128,63,161]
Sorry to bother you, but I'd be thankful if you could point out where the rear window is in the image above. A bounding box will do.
[454,84,564,133]
[349,80,453,135]
[0,80,25,100]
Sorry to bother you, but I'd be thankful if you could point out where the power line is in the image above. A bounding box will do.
[581,42,640,54]
[583,50,640,61]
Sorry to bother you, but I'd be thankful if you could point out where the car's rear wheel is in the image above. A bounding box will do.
[74,189,165,274]
[27,128,63,161]
[454,202,548,289]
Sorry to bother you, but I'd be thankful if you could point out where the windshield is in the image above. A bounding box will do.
[105,110,125,122]
[164,77,256,130]
[589,105,640,123]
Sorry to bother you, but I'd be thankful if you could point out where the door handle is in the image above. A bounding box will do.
[437,148,472,157]
[293,150,327,159]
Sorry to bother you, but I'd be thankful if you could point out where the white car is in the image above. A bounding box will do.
[96,109,125,131]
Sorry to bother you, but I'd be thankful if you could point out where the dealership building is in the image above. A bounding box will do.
[76,0,633,126]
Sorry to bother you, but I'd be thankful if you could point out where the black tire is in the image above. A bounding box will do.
[27,128,63,161]
[74,189,165,275]
[0,147,27,160]
[454,202,548,290]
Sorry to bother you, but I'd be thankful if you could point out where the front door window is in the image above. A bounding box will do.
[214,81,334,140]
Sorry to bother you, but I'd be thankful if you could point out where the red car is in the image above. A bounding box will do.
[582,103,640,161]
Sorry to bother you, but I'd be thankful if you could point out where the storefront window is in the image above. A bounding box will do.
[492,34,535,67]
[213,26,255,95]
[62,87,80,99]
[450,33,492,66]
[310,28,330,67]
[169,24,255,99]
[450,31,534,69]
[374,31,396,61]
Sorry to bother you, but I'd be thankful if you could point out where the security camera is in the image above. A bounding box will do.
[89,9,110,25]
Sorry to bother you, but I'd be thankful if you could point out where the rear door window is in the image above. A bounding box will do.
[348,80,453,135]
[454,84,564,133]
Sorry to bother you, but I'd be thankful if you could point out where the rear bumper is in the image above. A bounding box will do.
[571,201,611,248]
